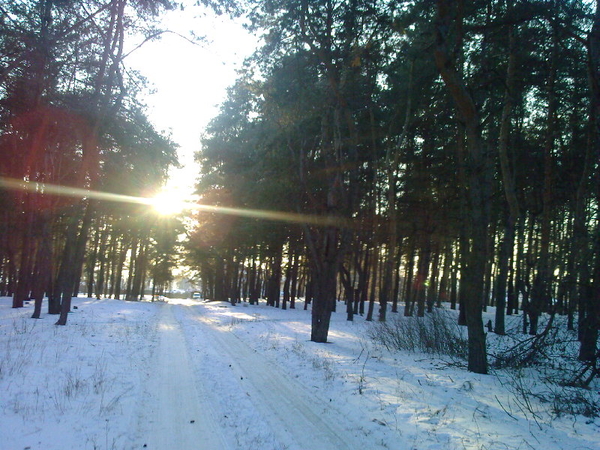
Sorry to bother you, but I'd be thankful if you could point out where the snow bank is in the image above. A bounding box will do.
[1,296,598,450]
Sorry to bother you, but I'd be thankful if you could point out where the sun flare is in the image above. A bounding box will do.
[150,189,190,216]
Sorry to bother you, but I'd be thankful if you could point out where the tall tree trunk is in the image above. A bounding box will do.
[427,245,440,313]
[450,251,458,310]
[137,240,148,301]
[55,207,84,325]
[307,226,341,342]
[267,246,283,307]
[214,255,226,302]
[249,258,259,305]
[282,258,291,311]
[358,244,370,316]
[113,238,128,300]
[13,207,33,309]
[70,202,93,299]
[381,59,414,321]
[31,217,52,319]
[438,245,452,307]
[434,0,489,374]
[404,240,416,316]
[392,248,403,312]
[341,265,354,321]
[86,226,101,298]
[290,249,299,309]
[415,241,431,317]
[125,238,138,300]
[578,0,600,362]
[106,236,118,298]
[530,27,558,335]
[96,238,107,300]
[366,248,378,321]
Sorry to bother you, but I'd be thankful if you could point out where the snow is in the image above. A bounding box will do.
[1,296,598,450]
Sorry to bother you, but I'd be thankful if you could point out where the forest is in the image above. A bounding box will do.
[0,0,181,324]
[1,0,599,378]
[192,0,600,376]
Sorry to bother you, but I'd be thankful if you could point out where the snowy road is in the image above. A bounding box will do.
[146,304,228,450]
[191,309,362,450]
[146,303,373,450]
[3,297,597,450]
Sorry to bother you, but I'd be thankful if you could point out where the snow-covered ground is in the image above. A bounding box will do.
[1,296,598,450]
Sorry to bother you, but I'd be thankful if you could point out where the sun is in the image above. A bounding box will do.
[150,188,190,216]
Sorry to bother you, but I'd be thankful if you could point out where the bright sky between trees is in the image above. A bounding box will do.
[127,3,258,207]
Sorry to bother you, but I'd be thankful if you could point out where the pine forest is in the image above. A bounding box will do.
[0,0,599,413]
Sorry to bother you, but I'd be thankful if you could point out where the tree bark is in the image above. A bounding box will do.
[433,0,489,374]
[415,242,431,317]
[403,240,416,316]
[31,217,52,319]
[290,249,299,309]
[366,248,378,321]
[578,0,600,362]
[309,226,339,342]
[530,27,558,335]
[55,208,84,325]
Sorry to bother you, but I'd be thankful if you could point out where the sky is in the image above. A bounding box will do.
[126,4,259,198]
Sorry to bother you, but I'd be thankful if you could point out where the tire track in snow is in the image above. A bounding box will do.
[146,304,228,450]
[187,307,374,450]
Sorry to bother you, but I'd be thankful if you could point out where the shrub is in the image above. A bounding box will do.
[367,309,467,359]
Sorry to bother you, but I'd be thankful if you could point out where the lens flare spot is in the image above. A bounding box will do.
[151,189,188,216]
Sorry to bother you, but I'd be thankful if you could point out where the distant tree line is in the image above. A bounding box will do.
[190,0,600,374]
[0,0,182,324]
